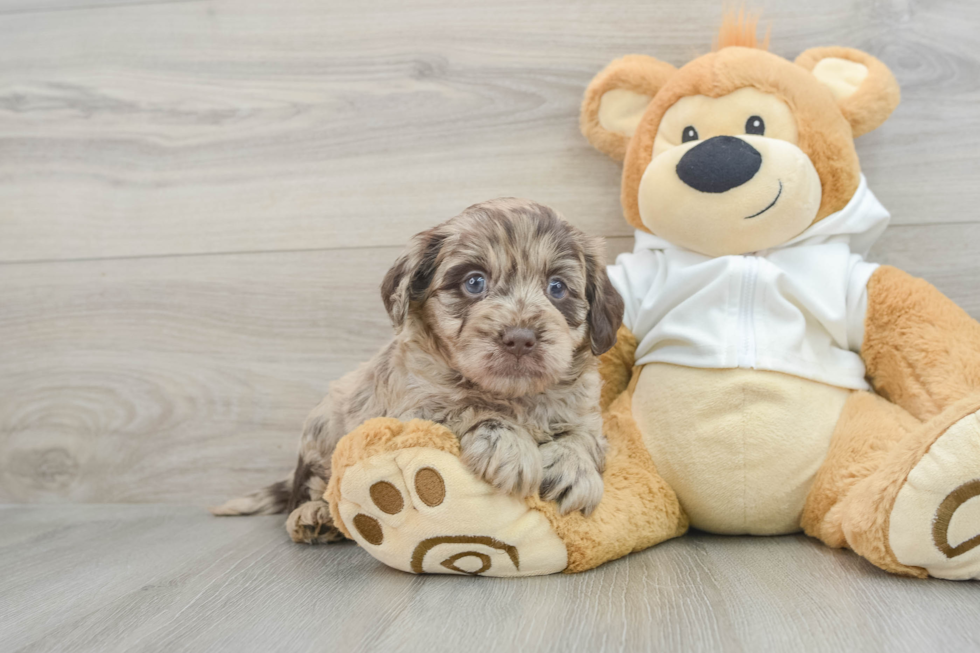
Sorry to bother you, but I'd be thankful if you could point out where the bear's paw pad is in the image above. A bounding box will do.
[890,409,980,580]
[336,447,567,577]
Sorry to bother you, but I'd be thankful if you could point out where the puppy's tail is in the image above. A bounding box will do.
[209,478,291,516]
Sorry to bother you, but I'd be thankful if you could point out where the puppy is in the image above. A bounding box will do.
[213,199,624,543]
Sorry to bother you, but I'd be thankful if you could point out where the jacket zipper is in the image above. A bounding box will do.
[737,255,758,368]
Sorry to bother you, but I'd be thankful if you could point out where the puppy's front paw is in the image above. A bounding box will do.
[539,441,604,516]
[460,421,543,497]
[287,500,344,544]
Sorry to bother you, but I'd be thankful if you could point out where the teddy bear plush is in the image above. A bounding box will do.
[321,21,980,580]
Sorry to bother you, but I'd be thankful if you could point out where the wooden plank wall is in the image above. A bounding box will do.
[1,0,978,504]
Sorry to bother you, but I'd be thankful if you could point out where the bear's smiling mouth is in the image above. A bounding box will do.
[744,180,783,219]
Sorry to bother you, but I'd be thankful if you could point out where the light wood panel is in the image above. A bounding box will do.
[0,0,979,263]
[1,505,978,652]
[0,0,203,16]
[0,247,394,503]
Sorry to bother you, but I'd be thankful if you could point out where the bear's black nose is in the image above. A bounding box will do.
[676,135,762,193]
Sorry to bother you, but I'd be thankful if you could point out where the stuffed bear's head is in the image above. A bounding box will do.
[580,22,900,257]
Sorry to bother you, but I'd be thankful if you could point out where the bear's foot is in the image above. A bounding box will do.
[326,418,568,577]
[890,408,980,580]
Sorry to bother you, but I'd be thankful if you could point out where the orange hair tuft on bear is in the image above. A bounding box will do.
[713,7,770,51]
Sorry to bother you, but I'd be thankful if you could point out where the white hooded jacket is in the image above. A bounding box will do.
[606,175,890,391]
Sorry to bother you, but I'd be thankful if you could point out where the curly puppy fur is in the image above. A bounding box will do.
[212,199,624,543]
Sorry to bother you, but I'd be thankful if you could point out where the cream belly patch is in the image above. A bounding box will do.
[633,363,851,535]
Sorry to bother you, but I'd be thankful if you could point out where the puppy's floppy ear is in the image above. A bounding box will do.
[380,228,446,330]
[795,47,900,137]
[581,55,676,161]
[583,239,624,356]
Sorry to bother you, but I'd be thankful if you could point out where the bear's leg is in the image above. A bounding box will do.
[803,390,980,579]
[802,391,921,572]
[831,264,980,579]
[323,384,687,576]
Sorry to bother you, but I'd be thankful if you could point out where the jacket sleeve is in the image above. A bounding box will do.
[606,249,660,334]
[845,255,880,353]
[600,251,657,410]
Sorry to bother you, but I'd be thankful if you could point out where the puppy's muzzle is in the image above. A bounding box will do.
[676,135,762,193]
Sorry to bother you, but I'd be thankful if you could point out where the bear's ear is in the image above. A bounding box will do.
[581,55,676,161]
[795,46,900,137]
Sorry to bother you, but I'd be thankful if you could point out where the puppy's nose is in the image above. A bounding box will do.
[676,135,762,193]
[502,327,536,357]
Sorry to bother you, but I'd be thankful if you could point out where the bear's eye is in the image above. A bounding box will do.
[745,115,765,135]
[681,126,699,143]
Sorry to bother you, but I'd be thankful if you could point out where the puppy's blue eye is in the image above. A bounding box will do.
[548,279,567,299]
[463,274,486,295]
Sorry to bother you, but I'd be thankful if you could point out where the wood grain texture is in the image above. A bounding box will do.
[0,0,979,506]
[0,247,395,503]
[0,0,203,17]
[0,0,979,263]
[0,505,978,653]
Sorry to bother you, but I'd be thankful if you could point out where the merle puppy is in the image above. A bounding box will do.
[213,199,623,543]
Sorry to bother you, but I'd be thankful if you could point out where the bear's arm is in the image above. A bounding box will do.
[861,265,980,421]
[598,325,638,411]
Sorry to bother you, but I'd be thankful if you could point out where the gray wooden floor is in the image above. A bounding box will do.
[1,505,978,653]
[1,0,980,651]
